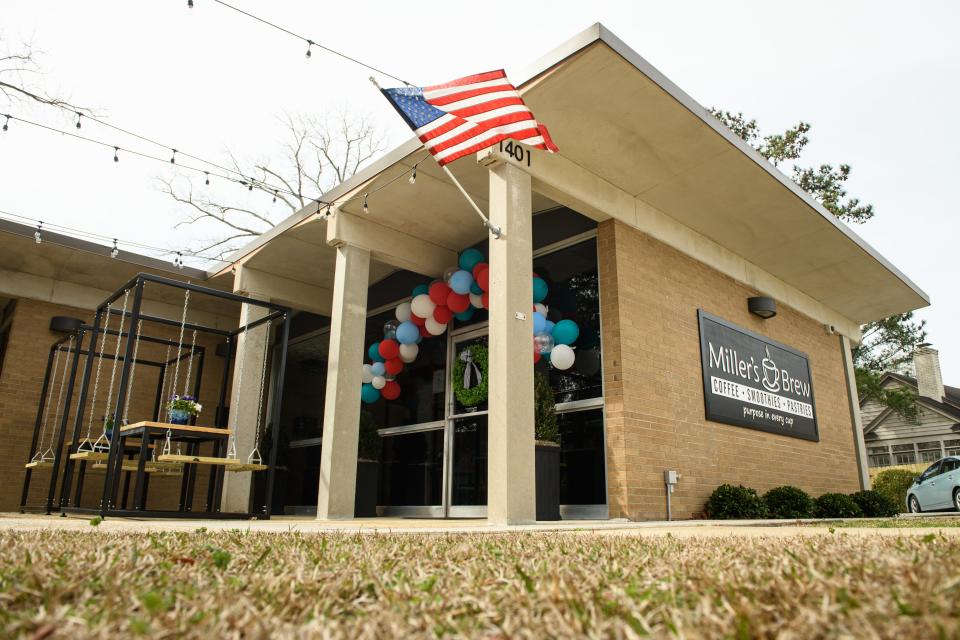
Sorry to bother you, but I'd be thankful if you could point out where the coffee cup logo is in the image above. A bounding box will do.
[761,346,780,392]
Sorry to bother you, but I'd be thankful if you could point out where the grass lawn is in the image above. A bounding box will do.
[2,529,958,638]
[810,516,960,528]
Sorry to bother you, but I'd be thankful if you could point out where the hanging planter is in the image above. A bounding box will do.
[167,395,202,425]
[453,344,488,408]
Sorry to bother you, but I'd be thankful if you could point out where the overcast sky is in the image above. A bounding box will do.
[2,1,958,381]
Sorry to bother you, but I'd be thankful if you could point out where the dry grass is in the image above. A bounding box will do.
[1,529,959,638]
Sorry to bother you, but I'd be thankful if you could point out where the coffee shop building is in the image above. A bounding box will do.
[0,24,928,523]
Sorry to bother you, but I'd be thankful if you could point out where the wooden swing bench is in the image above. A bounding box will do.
[24,460,53,469]
[87,461,183,478]
[117,422,268,472]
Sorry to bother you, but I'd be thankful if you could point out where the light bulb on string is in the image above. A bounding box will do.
[305,40,314,58]
[113,147,119,163]
[325,203,332,219]
[2,115,9,132]
[272,189,278,203]
[204,172,210,186]
[75,112,82,129]
[409,166,417,184]
[110,239,119,259]
[187,0,194,7]
[34,222,42,244]
[247,180,254,192]
[362,194,369,214]
[170,149,177,164]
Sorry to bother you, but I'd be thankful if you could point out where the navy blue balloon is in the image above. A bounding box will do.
[396,321,420,345]
[544,320,556,334]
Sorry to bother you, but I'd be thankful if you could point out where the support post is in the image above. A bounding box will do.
[47,332,85,513]
[19,345,56,511]
[486,161,536,524]
[840,335,870,490]
[317,244,371,519]
[220,301,270,513]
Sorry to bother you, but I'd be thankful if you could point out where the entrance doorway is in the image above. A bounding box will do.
[379,325,490,517]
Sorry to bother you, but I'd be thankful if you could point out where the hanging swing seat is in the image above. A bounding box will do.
[225,462,269,472]
[69,450,110,462]
[24,460,53,469]
[88,461,183,477]
[120,421,231,437]
[153,453,264,471]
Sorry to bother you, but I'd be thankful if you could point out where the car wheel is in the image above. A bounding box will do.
[954,490,960,512]
[909,495,922,514]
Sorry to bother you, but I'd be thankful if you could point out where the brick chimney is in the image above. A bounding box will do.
[914,344,945,402]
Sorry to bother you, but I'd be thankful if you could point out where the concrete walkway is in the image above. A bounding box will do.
[2,512,958,537]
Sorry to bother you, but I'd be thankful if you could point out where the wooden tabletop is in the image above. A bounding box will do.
[120,421,232,436]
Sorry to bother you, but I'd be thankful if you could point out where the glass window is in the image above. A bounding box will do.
[917,441,942,463]
[892,444,916,465]
[364,309,447,428]
[920,461,942,480]
[533,238,602,403]
[941,459,959,474]
[558,408,606,505]
[945,439,960,457]
[867,446,891,468]
[450,415,488,506]
[379,429,444,507]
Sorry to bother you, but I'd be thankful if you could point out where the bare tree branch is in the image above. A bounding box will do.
[0,38,92,115]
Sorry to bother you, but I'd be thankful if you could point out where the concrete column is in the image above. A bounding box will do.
[840,335,870,490]
[221,301,270,512]
[486,161,536,524]
[317,244,371,519]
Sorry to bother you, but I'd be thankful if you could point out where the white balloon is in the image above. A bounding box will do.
[395,302,412,323]
[534,303,548,316]
[411,294,436,319]
[371,375,386,390]
[425,316,447,336]
[361,363,374,384]
[550,344,576,370]
[399,343,419,363]
[469,292,484,309]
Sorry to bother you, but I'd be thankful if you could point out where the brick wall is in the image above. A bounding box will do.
[598,219,860,520]
[0,298,230,513]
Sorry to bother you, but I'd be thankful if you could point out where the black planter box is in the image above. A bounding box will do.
[535,442,561,521]
[355,459,380,517]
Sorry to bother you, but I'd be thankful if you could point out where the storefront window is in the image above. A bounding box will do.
[558,408,605,505]
[867,446,891,468]
[891,444,916,465]
[533,238,602,403]
[945,439,960,457]
[917,441,942,463]
[364,309,447,429]
[380,429,444,507]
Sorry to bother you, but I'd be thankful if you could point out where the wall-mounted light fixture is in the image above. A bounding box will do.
[747,296,777,319]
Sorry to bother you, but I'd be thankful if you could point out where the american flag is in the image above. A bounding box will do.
[379,70,559,166]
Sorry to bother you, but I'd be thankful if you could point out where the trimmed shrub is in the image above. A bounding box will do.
[705,484,768,519]
[762,486,815,519]
[814,493,863,518]
[850,490,900,518]
[872,469,916,512]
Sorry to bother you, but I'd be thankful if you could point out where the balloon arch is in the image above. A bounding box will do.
[360,248,581,404]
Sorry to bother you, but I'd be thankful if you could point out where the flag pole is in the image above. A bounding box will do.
[369,76,502,239]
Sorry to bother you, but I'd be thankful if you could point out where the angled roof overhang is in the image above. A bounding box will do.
[224,23,928,326]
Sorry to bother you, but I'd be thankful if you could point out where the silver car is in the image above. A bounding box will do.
[906,457,960,513]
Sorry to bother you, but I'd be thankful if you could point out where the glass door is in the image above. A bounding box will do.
[446,329,488,517]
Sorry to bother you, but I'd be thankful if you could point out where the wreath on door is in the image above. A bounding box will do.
[453,343,488,407]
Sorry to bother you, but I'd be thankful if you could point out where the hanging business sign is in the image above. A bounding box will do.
[697,310,819,441]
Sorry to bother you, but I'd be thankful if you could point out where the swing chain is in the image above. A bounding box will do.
[33,340,67,463]
[79,302,114,452]
[247,319,272,466]
[226,321,250,461]
[98,289,130,448]
[168,289,190,414]
[122,319,144,424]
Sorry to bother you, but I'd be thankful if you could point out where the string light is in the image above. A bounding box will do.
[409,166,417,185]
[187,0,194,7]
[204,171,210,185]
[110,238,119,258]
[325,203,332,219]
[305,40,313,59]
[2,115,9,132]
[34,221,43,244]
[113,146,119,163]
[170,149,177,164]
[362,194,369,214]
[174,251,184,269]
[75,112,82,129]
[272,189,278,203]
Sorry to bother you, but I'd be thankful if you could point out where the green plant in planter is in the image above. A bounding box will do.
[534,371,559,445]
[357,410,382,462]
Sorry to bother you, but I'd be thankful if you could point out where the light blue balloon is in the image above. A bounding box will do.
[454,307,475,322]
[532,311,546,335]
[449,270,474,295]
[459,248,485,271]
[552,319,580,345]
[544,320,556,334]
[371,361,386,377]
[360,384,380,404]
[396,321,420,345]
[368,342,384,362]
[412,284,430,297]
[532,277,549,303]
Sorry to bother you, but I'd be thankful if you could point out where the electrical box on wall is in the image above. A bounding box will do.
[664,469,680,485]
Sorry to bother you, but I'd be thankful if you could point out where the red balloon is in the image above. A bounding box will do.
[447,291,470,313]
[433,304,453,324]
[410,313,426,326]
[378,339,400,360]
[481,292,490,309]
[384,358,404,376]
[429,281,451,305]
[533,349,541,364]
[475,266,489,292]
[419,324,432,337]
[472,262,488,279]
[381,380,401,401]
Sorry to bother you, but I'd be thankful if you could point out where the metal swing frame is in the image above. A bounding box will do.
[59,272,290,521]
[19,323,206,515]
